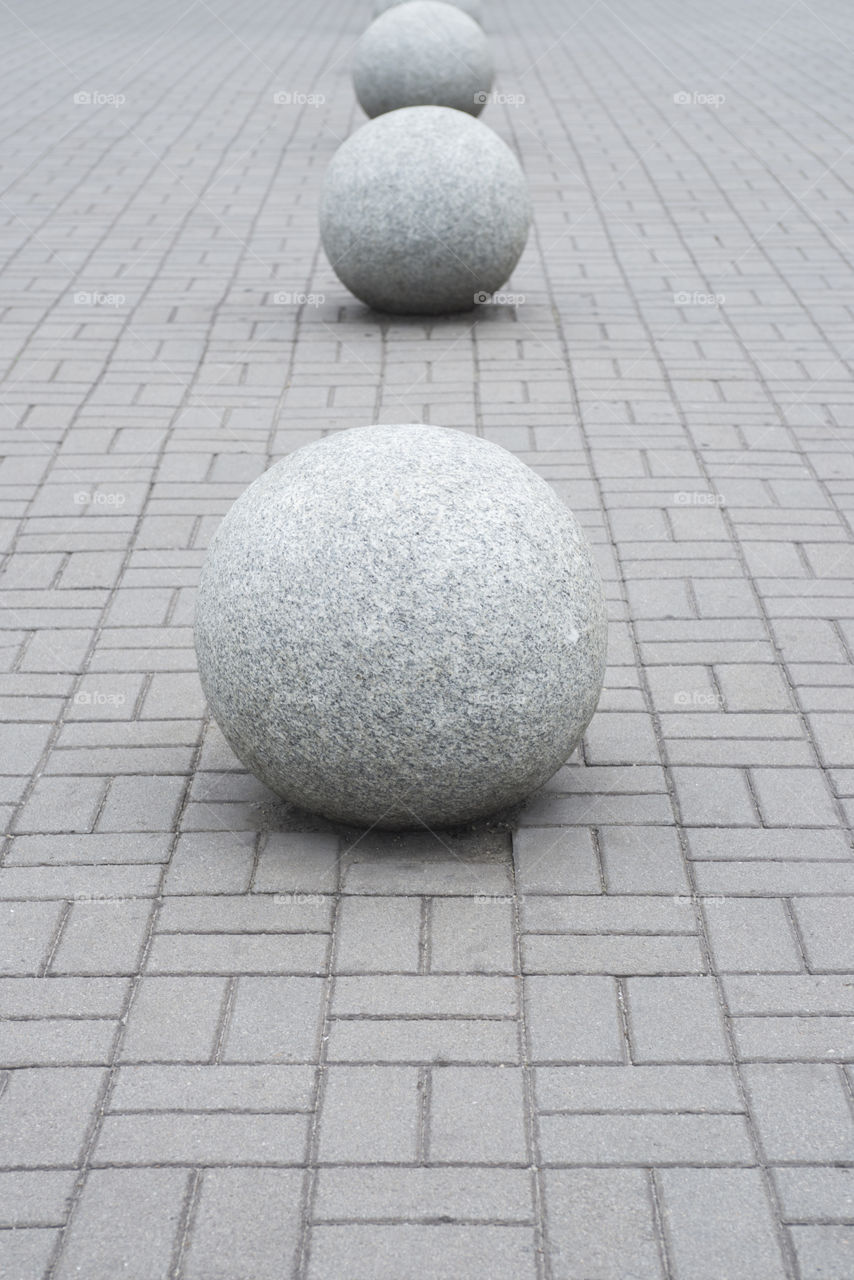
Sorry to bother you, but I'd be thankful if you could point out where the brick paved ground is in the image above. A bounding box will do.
[1,0,853,1276]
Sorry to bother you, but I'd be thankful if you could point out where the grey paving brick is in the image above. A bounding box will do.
[146,931,328,974]
[157,893,333,933]
[657,1168,787,1280]
[119,976,227,1062]
[163,831,255,894]
[584,711,661,765]
[598,826,690,894]
[0,1067,106,1166]
[142,671,207,720]
[0,864,161,900]
[54,1168,188,1280]
[0,1227,59,1278]
[525,976,624,1063]
[182,1169,303,1280]
[0,1169,76,1226]
[0,901,64,975]
[429,897,516,973]
[66,672,144,720]
[742,1065,854,1162]
[317,1066,419,1163]
[792,898,854,970]
[733,1016,854,1062]
[536,1065,742,1113]
[704,898,803,972]
[8,832,171,866]
[104,588,174,628]
[625,978,730,1063]
[685,828,851,861]
[50,898,153,975]
[788,1225,854,1280]
[752,768,840,828]
[523,933,705,975]
[521,895,694,934]
[327,1017,518,1064]
[306,1224,537,1280]
[0,722,52,770]
[254,831,341,894]
[334,896,420,973]
[0,1017,117,1067]
[540,1112,755,1166]
[807,714,854,768]
[543,1169,664,1280]
[723,974,854,1015]
[773,1166,854,1221]
[313,1166,534,1222]
[341,832,513,896]
[332,975,517,1018]
[646,662,716,710]
[429,1066,528,1163]
[715,664,794,712]
[223,977,325,1063]
[92,1112,309,1166]
[19,633,89,676]
[110,1064,314,1112]
[12,775,106,834]
[693,861,854,896]
[96,774,186,832]
[512,827,601,894]
[671,767,759,825]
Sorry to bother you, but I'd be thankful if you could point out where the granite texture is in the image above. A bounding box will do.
[373,0,484,25]
[319,106,530,314]
[353,1,493,119]
[194,424,607,830]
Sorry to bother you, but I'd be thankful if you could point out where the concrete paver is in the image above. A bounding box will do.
[1,0,853,1275]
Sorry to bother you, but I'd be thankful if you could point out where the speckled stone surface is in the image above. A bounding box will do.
[353,1,493,120]
[194,424,607,830]
[319,106,530,314]
[374,0,484,25]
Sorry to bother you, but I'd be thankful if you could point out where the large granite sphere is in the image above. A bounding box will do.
[194,424,608,830]
[319,106,530,314]
[354,2,493,119]
[374,0,484,24]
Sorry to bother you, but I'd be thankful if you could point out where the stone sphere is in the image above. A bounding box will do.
[373,0,484,24]
[354,1,493,120]
[319,106,530,314]
[194,424,608,830]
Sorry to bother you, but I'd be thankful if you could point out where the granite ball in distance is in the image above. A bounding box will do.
[319,106,530,314]
[194,424,608,830]
[374,0,484,24]
[354,1,493,119]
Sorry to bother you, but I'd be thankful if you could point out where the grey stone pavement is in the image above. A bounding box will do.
[1,0,853,1275]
